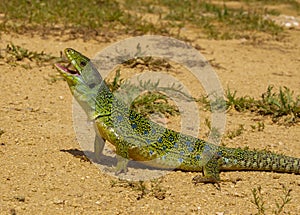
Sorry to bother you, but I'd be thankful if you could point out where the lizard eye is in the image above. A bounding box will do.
[67,49,74,54]
[80,61,87,67]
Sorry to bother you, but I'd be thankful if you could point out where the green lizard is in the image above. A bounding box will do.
[55,48,300,187]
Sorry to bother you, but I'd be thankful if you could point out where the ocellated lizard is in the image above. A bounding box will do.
[55,48,300,187]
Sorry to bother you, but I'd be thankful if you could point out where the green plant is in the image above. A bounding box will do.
[273,185,292,215]
[257,86,300,122]
[107,69,123,92]
[2,43,63,67]
[106,69,193,118]
[226,124,245,139]
[131,91,180,117]
[226,88,255,112]
[251,185,292,215]
[2,0,297,40]
[251,122,265,132]
[226,86,300,124]
[110,178,166,200]
[251,186,266,215]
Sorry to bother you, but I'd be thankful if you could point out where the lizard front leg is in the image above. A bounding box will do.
[94,134,105,162]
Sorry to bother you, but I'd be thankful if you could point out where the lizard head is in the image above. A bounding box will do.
[55,48,105,119]
[55,48,102,92]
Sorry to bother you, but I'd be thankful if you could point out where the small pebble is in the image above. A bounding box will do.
[14,196,25,202]
[53,199,65,204]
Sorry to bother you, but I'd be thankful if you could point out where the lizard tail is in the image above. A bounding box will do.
[219,147,300,174]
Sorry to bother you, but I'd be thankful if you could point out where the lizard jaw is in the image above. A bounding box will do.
[55,63,79,76]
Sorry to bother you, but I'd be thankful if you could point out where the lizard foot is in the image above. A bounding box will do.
[192,175,221,190]
[115,155,129,175]
[102,155,128,175]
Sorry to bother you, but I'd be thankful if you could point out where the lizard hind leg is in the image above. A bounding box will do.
[192,154,221,189]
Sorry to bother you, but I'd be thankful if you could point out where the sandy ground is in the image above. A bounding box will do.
[1,24,300,214]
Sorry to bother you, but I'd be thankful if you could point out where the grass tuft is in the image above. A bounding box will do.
[251,184,292,215]
[257,86,300,122]
[107,70,180,118]
[1,0,298,40]
[1,43,63,67]
[226,86,300,124]
[110,178,166,200]
[251,186,266,215]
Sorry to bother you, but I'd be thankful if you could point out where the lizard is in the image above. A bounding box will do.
[55,48,300,187]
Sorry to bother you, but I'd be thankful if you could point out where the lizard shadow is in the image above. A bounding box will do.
[60,148,116,166]
[60,148,170,171]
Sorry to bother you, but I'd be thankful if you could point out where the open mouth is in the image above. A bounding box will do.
[55,63,79,75]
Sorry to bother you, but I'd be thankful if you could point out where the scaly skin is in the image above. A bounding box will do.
[55,48,300,186]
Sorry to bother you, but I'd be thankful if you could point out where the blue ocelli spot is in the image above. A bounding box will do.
[203,145,211,153]
[131,123,137,129]
[157,137,163,143]
[117,115,123,122]
[174,143,179,148]
[149,150,154,156]
[146,139,151,144]
[144,130,149,135]
[180,151,184,156]
[188,147,194,152]
[185,141,191,146]
[178,157,184,163]
[195,154,201,160]
[162,145,167,151]
[151,129,156,134]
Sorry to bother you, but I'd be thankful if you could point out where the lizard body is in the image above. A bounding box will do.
[55,48,300,185]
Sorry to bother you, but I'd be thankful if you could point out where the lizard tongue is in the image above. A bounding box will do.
[55,63,79,75]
